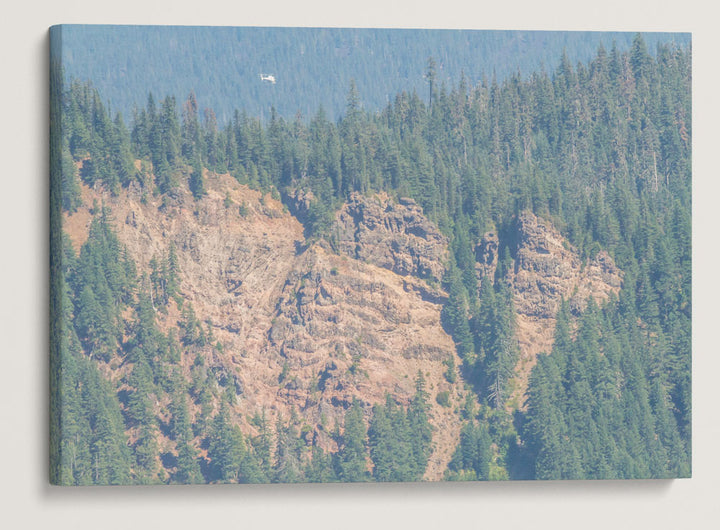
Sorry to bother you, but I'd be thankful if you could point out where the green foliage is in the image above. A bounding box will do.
[179,303,203,346]
[207,403,245,482]
[278,360,290,384]
[368,374,432,481]
[305,445,337,483]
[60,27,688,123]
[477,280,519,410]
[408,372,433,474]
[175,438,204,484]
[441,266,475,363]
[61,79,139,195]
[189,156,205,199]
[60,146,82,212]
[305,198,335,239]
[273,414,305,483]
[247,410,273,482]
[52,33,691,483]
[336,399,370,482]
[50,235,133,484]
[446,421,492,481]
[522,297,691,479]
[63,354,134,485]
[149,243,181,309]
[126,358,154,426]
[436,391,451,408]
[368,397,412,481]
[72,208,135,361]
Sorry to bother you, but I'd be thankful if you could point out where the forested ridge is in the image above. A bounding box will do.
[50,33,691,484]
[56,26,690,122]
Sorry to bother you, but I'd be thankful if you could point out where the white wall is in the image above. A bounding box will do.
[2,2,717,529]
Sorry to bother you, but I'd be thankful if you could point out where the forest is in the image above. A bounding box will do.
[50,32,691,484]
[56,26,690,121]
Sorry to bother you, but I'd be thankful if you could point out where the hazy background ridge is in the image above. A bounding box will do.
[58,25,690,122]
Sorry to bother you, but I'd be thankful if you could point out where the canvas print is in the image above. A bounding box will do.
[49,25,691,485]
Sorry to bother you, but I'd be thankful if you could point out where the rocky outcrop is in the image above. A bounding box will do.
[335,193,448,284]
[510,212,622,319]
[475,230,499,282]
[64,178,464,480]
[282,187,315,224]
[476,211,623,410]
[269,244,460,468]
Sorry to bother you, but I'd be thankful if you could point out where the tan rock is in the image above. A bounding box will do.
[64,175,463,480]
[336,192,448,283]
[476,211,623,410]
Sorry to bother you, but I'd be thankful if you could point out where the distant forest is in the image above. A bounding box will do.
[56,26,690,121]
[51,31,691,483]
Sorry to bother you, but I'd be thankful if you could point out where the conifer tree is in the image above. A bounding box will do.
[337,399,369,482]
[207,402,245,482]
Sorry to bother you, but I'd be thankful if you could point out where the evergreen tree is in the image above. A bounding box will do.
[207,403,245,482]
[442,266,475,363]
[408,372,433,477]
[336,399,370,482]
[189,155,206,199]
[273,414,304,483]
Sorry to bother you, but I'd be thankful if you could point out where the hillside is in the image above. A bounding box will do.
[475,212,623,409]
[51,33,691,484]
[54,25,690,121]
[58,168,628,482]
[62,172,469,481]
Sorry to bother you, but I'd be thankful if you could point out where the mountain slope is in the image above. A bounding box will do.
[475,212,623,409]
[63,172,465,480]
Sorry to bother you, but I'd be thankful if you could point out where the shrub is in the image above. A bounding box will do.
[436,391,451,408]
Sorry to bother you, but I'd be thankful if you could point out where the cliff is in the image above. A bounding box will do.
[475,211,623,409]
[64,176,463,480]
[62,171,623,478]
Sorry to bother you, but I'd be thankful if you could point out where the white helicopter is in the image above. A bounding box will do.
[259,73,276,84]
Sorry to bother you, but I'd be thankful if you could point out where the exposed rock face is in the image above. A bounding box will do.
[475,230,499,281]
[64,178,462,480]
[336,193,448,284]
[475,211,623,409]
[269,244,461,475]
[282,187,315,224]
[511,212,622,319]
